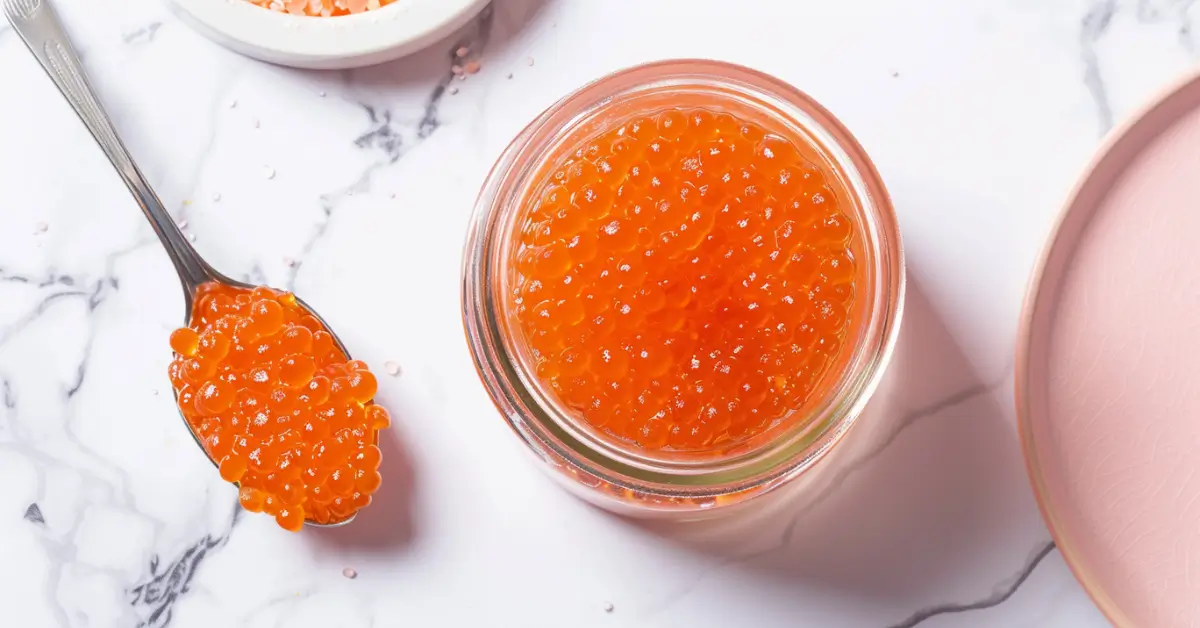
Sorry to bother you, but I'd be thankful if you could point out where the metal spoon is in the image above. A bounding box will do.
[5,0,364,528]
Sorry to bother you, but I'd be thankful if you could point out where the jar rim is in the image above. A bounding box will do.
[463,59,905,503]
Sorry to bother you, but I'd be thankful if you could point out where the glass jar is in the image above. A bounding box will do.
[462,60,904,517]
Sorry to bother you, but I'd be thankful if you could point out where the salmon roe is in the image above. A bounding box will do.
[168,283,390,531]
[508,106,858,452]
[245,0,396,16]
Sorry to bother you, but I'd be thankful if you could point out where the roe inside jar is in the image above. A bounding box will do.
[504,93,864,455]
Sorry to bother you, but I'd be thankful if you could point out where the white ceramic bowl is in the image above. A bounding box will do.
[169,0,489,69]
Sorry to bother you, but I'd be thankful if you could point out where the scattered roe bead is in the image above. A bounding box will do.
[168,282,390,531]
[169,328,200,357]
[508,106,859,452]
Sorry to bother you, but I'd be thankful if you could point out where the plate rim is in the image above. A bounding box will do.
[168,0,490,69]
[1015,66,1200,628]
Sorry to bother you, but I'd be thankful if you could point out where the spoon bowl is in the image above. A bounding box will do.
[4,0,375,528]
[177,274,374,529]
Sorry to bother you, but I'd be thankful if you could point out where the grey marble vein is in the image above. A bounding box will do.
[1081,0,1118,134]
[23,502,44,525]
[173,72,241,230]
[0,228,148,359]
[0,266,80,287]
[0,73,239,628]
[128,508,241,628]
[284,6,493,289]
[0,246,144,430]
[285,67,452,288]
[241,262,269,288]
[2,376,14,410]
[883,541,1058,628]
[122,22,162,46]
[1134,0,1200,53]
[63,278,110,401]
[1177,0,1200,52]
[0,238,164,627]
[774,369,1014,548]
[355,105,408,163]
[4,438,163,627]
[27,497,85,628]
[0,84,274,615]
[0,288,96,349]
[646,370,1013,616]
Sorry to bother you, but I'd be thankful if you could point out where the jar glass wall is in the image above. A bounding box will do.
[463,60,904,517]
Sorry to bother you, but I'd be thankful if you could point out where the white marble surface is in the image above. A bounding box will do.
[1,0,1194,625]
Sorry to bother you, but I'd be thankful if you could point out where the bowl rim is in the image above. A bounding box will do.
[169,0,489,68]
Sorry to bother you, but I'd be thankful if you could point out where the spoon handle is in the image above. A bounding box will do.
[4,0,214,304]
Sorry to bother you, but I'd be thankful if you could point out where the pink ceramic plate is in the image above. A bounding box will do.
[1018,69,1200,627]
